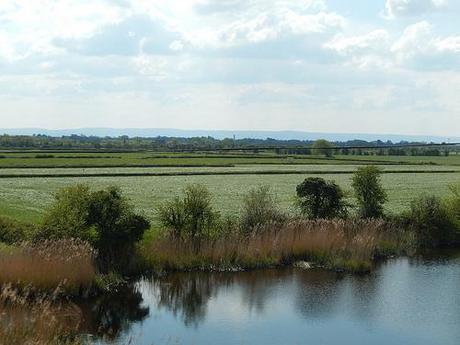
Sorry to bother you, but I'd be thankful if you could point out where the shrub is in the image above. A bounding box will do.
[311,139,334,157]
[406,195,457,247]
[445,184,460,229]
[37,184,150,270]
[0,216,34,244]
[38,185,96,243]
[239,186,286,233]
[158,184,220,241]
[352,166,387,218]
[295,177,348,219]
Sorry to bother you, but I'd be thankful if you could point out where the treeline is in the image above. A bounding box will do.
[0,134,454,156]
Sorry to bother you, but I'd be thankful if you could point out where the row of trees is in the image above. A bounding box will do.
[0,134,453,157]
[157,167,460,248]
[1,166,458,273]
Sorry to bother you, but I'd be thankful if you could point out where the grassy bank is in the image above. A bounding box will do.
[140,219,412,274]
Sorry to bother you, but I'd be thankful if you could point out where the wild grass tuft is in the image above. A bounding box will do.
[0,239,96,295]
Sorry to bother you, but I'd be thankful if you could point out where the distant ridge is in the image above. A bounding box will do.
[0,128,458,143]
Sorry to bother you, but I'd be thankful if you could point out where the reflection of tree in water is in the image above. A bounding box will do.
[77,284,149,341]
[294,269,380,322]
[294,270,344,319]
[149,272,233,327]
[147,269,296,327]
[238,269,295,315]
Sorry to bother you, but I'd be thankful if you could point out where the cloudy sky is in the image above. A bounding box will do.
[1,0,459,135]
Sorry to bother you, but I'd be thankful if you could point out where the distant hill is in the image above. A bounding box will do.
[0,128,458,143]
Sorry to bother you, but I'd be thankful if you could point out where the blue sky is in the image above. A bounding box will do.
[0,0,459,135]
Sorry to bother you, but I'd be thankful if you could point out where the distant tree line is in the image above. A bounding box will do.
[0,134,455,156]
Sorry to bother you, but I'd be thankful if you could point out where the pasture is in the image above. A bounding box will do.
[1,151,459,224]
[0,168,458,224]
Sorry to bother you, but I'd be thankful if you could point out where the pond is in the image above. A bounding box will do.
[85,251,460,345]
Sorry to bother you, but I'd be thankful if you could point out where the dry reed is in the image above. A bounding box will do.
[143,219,403,272]
[0,284,83,345]
[0,239,96,294]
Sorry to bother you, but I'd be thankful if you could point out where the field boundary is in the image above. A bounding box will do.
[0,170,459,179]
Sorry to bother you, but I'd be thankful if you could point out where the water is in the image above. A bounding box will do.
[86,251,460,345]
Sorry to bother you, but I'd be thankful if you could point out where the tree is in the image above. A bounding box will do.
[295,177,347,219]
[158,184,220,241]
[407,195,457,247]
[39,184,150,270]
[311,139,334,157]
[240,186,285,232]
[351,166,387,218]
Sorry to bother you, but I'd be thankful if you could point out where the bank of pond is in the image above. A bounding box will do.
[0,166,459,344]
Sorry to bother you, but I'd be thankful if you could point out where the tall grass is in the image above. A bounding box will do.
[0,240,96,294]
[0,284,83,345]
[141,219,408,273]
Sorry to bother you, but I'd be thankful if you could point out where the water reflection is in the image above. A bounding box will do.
[78,285,149,341]
[90,252,460,345]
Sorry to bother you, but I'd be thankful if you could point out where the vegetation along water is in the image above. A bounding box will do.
[0,145,459,344]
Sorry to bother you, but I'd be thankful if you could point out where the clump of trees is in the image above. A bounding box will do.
[239,186,286,232]
[405,195,457,247]
[311,139,335,158]
[158,184,220,242]
[295,177,347,219]
[37,185,150,270]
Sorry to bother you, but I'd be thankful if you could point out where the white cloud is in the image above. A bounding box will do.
[384,0,447,18]
[324,30,392,69]
[200,7,345,48]
[392,21,460,69]
[324,30,390,55]
[0,0,459,136]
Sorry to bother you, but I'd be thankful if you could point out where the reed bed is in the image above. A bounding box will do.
[143,219,406,273]
[0,284,83,345]
[0,240,96,294]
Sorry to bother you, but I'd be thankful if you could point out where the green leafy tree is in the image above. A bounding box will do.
[158,184,220,241]
[296,177,348,219]
[351,166,387,218]
[240,186,286,232]
[39,184,150,270]
[407,195,457,247]
[312,139,334,158]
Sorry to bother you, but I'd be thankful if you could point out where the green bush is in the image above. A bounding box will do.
[311,139,334,158]
[239,186,286,233]
[406,195,457,247]
[295,177,348,219]
[0,216,34,244]
[37,184,96,243]
[352,166,387,219]
[158,184,220,241]
[37,184,150,270]
[445,184,460,229]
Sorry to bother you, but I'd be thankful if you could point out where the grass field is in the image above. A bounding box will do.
[1,151,459,224]
[1,151,460,168]
[1,171,459,224]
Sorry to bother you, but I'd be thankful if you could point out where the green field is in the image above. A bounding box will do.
[1,171,459,224]
[1,151,459,224]
[1,151,460,168]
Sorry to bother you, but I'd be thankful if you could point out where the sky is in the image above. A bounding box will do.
[0,0,459,136]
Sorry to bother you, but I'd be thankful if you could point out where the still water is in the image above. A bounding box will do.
[88,252,460,345]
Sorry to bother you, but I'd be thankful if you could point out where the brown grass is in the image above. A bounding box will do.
[142,219,408,272]
[0,284,83,345]
[0,239,96,294]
